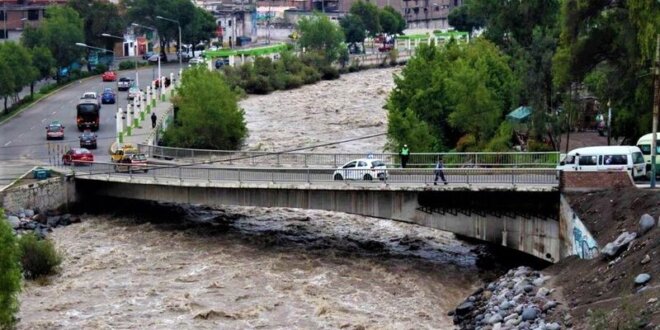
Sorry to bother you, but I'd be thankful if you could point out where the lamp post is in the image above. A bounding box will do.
[101,32,129,78]
[156,15,182,72]
[132,23,160,91]
[76,43,114,74]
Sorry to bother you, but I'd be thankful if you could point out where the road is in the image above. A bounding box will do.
[0,63,180,186]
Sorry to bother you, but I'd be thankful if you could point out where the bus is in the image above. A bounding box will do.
[77,100,100,131]
[636,133,660,178]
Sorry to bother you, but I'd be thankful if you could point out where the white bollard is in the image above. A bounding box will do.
[146,86,151,105]
[126,103,133,130]
[116,107,124,145]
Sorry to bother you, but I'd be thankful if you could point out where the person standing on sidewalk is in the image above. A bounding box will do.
[151,112,157,129]
[434,157,448,185]
[400,144,410,168]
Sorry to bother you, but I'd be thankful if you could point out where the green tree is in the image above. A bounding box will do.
[553,0,660,142]
[447,4,484,33]
[387,39,517,151]
[183,7,217,57]
[21,5,84,83]
[162,68,247,149]
[0,54,16,113]
[380,6,405,35]
[0,42,37,107]
[68,0,124,51]
[340,14,366,51]
[349,0,380,36]
[0,211,22,329]
[29,46,56,97]
[296,13,345,62]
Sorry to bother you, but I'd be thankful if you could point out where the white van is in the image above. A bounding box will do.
[635,133,660,178]
[556,146,647,179]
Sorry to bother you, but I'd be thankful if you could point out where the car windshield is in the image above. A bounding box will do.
[81,132,94,139]
[74,149,89,154]
[104,88,113,93]
[82,93,96,99]
[132,154,146,161]
[47,125,62,132]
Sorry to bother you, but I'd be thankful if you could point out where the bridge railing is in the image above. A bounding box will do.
[70,162,559,186]
[138,144,560,169]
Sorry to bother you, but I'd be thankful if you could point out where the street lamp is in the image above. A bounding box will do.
[156,15,182,72]
[102,32,138,87]
[76,43,114,72]
[132,23,160,89]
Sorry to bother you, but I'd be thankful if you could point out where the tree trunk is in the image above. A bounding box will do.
[30,82,34,98]
[4,97,7,114]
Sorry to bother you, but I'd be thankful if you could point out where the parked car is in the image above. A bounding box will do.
[45,121,65,140]
[215,58,229,69]
[189,57,205,65]
[79,130,97,149]
[148,53,166,63]
[101,87,116,104]
[102,71,117,82]
[117,77,133,91]
[115,153,148,173]
[81,92,101,107]
[142,51,154,60]
[62,148,94,166]
[557,146,647,180]
[333,158,388,181]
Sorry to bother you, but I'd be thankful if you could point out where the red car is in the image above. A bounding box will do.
[102,71,117,82]
[62,148,94,166]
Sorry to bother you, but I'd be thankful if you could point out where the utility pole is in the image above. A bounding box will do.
[650,34,659,188]
[607,100,612,146]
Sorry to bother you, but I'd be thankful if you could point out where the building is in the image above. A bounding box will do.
[0,0,68,42]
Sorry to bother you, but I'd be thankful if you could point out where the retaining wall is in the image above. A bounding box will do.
[0,176,76,213]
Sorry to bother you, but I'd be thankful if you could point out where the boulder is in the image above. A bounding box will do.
[638,214,655,235]
[634,273,651,285]
[542,300,558,311]
[601,232,637,259]
[60,214,72,226]
[536,287,550,297]
[46,216,61,228]
[521,307,538,321]
[641,254,651,264]
[24,209,35,218]
[455,302,474,316]
[488,314,503,324]
[6,216,20,229]
[545,322,561,330]
[532,276,546,287]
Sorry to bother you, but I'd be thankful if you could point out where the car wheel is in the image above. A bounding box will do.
[377,173,386,181]
[144,169,149,173]
[363,174,373,181]
[334,173,343,181]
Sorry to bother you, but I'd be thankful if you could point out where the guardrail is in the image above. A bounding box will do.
[138,145,560,169]
[66,162,559,186]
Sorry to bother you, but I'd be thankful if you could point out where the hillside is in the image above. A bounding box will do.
[547,188,659,328]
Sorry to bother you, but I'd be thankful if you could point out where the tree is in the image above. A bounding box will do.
[339,14,366,50]
[349,0,380,36]
[387,39,518,151]
[553,0,660,142]
[68,0,124,51]
[162,68,247,149]
[0,211,22,329]
[380,6,405,35]
[0,42,37,107]
[29,46,56,97]
[183,7,216,57]
[296,13,345,62]
[0,54,16,113]
[447,4,484,34]
[21,6,84,83]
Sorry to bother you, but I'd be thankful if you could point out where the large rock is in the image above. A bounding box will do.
[521,307,538,321]
[46,216,61,228]
[6,216,20,229]
[487,313,503,324]
[455,302,474,316]
[635,273,651,285]
[638,214,655,235]
[545,322,561,330]
[601,232,637,259]
[24,209,35,218]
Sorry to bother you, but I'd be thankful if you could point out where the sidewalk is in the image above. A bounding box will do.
[110,76,178,154]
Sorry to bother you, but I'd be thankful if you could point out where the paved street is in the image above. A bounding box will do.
[0,63,180,187]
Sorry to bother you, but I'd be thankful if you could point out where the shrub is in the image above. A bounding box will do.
[118,60,136,70]
[319,65,339,80]
[93,64,108,74]
[284,74,303,90]
[0,212,22,329]
[527,139,555,151]
[18,233,62,279]
[38,83,58,95]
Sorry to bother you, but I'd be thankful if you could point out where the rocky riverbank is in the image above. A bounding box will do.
[5,208,79,238]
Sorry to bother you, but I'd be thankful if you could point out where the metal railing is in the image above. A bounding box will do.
[138,144,560,169]
[66,162,559,186]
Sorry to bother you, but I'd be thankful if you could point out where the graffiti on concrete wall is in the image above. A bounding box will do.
[572,215,599,259]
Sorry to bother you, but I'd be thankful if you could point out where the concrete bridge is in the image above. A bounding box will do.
[67,162,564,262]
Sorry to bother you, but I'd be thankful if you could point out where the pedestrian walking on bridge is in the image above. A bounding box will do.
[434,157,447,185]
[151,112,157,129]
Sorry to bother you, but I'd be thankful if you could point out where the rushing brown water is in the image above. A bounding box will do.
[17,205,485,329]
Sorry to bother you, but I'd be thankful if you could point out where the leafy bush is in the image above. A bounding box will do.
[118,60,136,70]
[38,83,58,95]
[93,63,108,74]
[528,139,555,151]
[18,233,62,279]
[0,212,22,329]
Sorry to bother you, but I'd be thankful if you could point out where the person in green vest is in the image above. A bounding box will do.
[400,144,410,168]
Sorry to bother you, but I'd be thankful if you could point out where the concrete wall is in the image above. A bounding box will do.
[560,171,634,191]
[76,179,561,262]
[0,176,76,213]
[558,194,599,259]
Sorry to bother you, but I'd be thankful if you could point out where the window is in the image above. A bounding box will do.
[27,9,39,21]
[0,10,5,21]
[603,154,627,165]
[638,143,660,155]
[343,161,356,169]
[632,152,645,164]
[579,155,597,166]
[358,161,367,167]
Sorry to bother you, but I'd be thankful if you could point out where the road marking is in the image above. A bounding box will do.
[17,133,23,138]
[4,141,11,146]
